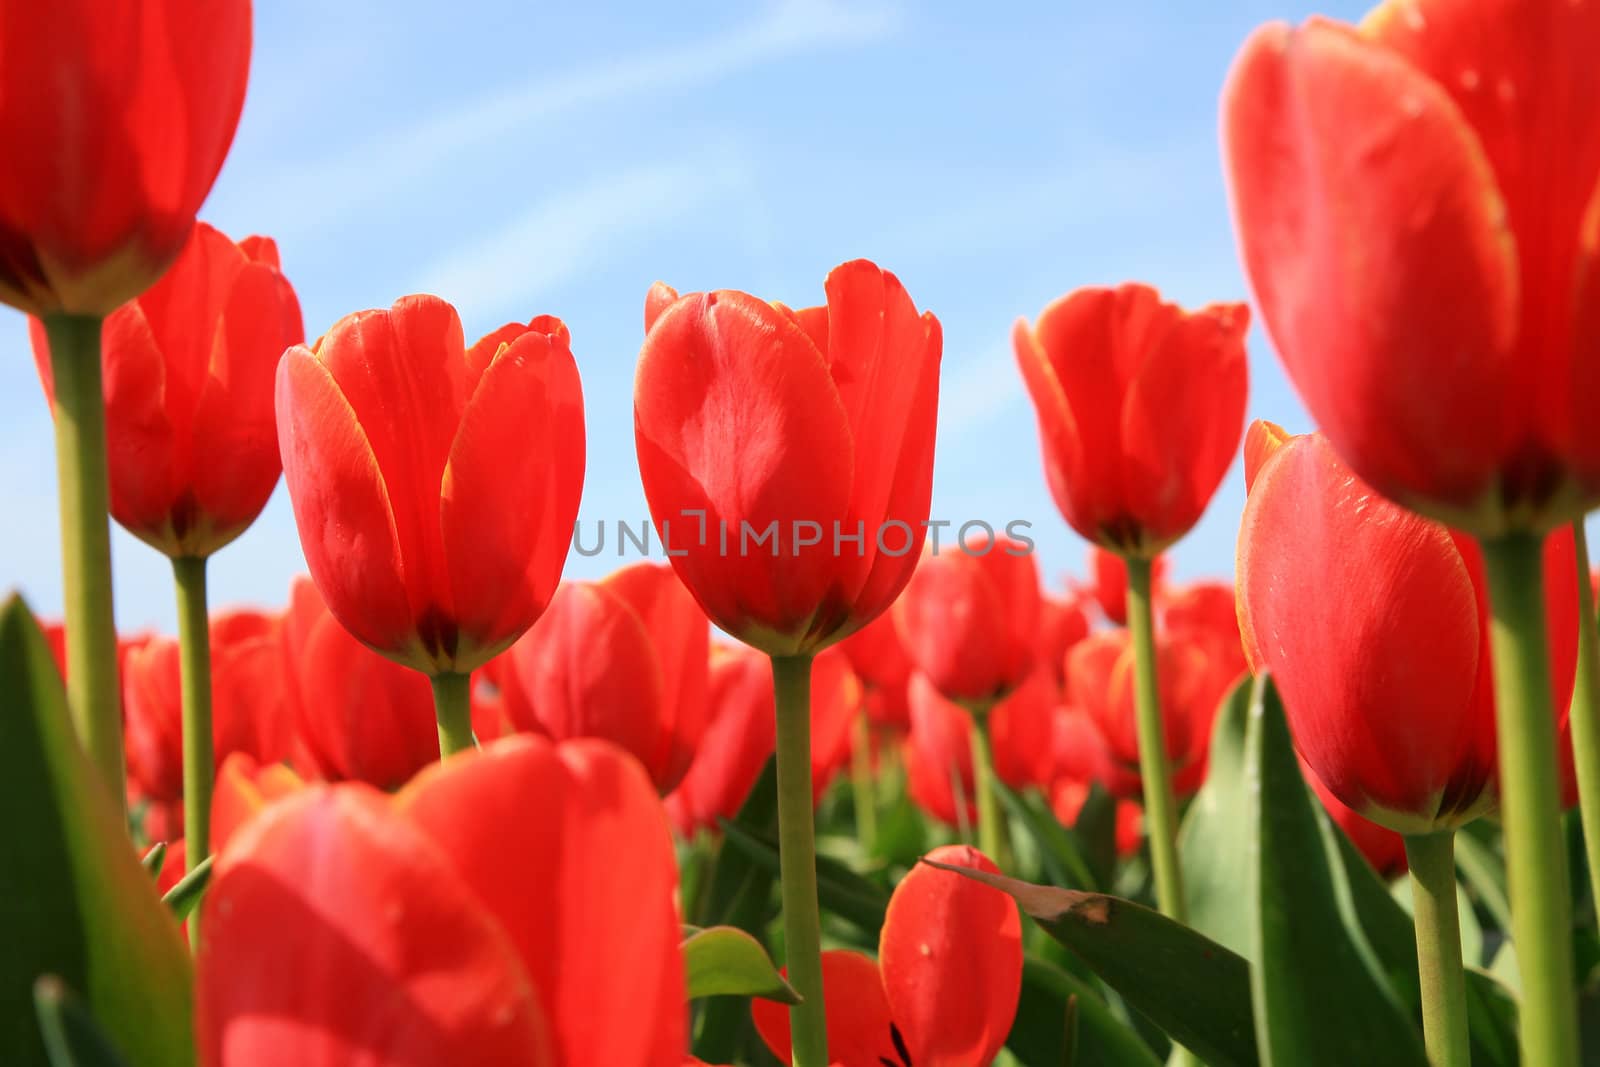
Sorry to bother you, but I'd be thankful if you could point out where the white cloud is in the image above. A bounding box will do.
[938,340,1024,439]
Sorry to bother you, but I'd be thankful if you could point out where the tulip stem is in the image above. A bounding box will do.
[771,653,828,1067]
[1567,522,1600,914]
[968,708,1009,870]
[850,710,877,854]
[1405,832,1470,1067]
[1125,553,1186,922]
[44,313,125,819]
[431,672,476,758]
[172,555,213,949]
[1479,532,1579,1067]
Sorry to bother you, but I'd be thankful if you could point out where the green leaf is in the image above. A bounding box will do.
[993,778,1099,891]
[717,817,888,936]
[1072,783,1118,890]
[1178,676,1254,956]
[161,856,214,922]
[683,925,800,1005]
[139,843,167,881]
[1245,674,1428,1067]
[32,977,129,1067]
[923,860,1258,1067]
[1005,957,1161,1067]
[0,597,194,1067]
[1454,827,1512,935]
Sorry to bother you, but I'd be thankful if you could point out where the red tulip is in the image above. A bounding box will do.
[665,645,859,836]
[123,609,289,826]
[753,845,1021,1066]
[1066,630,1214,799]
[1084,545,1167,626]
[904,670,1054,828]
[1051,704,1139,798]
[1014,283,1249,554]
[1301,756,1406,880]
[279,575,439,790]
[837,608,915,730]
[199,735,684,1066]
[634,260,942,656]
[30,223,303,557]
[495,562,709,794]
[1162,579,1246,681]
[1238,428,1580,832]
[894,532,1040,708]
[1036,593,1091,691]
[0,1,251,315]
[1222,4,1600,533]
[211,751,304,855]
[277,295,584,674]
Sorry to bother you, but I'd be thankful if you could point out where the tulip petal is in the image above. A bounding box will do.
[198,787,552,1067]
[1242,419,1291,492]
[634,290,854,653]
[751,950,901,1067]
[276,347,415,659]
[441,322,585,668]
[880,845,1023,1067]
[1222,20,1518,521]
[397,736,686,1067]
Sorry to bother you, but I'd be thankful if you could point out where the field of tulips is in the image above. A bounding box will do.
[7,1,1600,1066]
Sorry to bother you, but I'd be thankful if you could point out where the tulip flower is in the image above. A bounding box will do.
[636,259,939,1066]
[1085,546,1166,626]
[635,260,941,657]
[1051,704,1138,798]
[837,607,914,731]
[279,576,441,791]
[199,735,685,1066]
[1162,579,1246,682]
[753,845,1022,1067]
[0,2,251,317]
[1239,426,1579,1066]
[1014,283,1248,557]
[210,752,305,855]
[665,646,859,837]
[1239,430,1578,832]
[1066,631,1215,800]
[895,532,1041,709]
[277,295,585,757]
[904,670,1055,830]
[496,562,709,794]
[31,223,303,558]
[12,0,254,817]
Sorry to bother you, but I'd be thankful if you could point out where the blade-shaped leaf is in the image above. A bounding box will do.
[683,925,800,1005]
[923,860,1258,1067]
[1246,674,1427,1067]
[32,977,129,1067]
[1178,676,1253,955]
[1005,957,1162,1067]
[0,597,194,1067]
[139,843,167,881]
[161,856,214,922]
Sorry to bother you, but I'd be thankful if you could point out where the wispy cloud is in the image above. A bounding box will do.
[414,145,762,325]
[938,339,1024,440]
[245,0,899,235]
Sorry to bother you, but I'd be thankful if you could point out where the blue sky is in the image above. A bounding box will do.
[0,0,1389,633]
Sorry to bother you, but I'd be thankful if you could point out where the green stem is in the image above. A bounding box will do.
[172,556,212,949]
[772,653,828,1067]
[1567,522,1600,914]
[968,707,1009,869]
[1405,832,1470,1067]
[850,709,877,854]
[1480,532,1579,1067]
[431,672,476,757]
[1125,553,1186,921]
[45,313,124,817]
